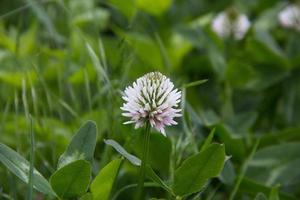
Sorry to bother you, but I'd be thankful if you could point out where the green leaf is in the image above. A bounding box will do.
[50,160,91,198]
[269,187,280,200]
[225,59,258,89]
[72,8,110,30]
[124,33,163,69]
[136,0,172,16]
[130,132,172,174]
[109,0,136,18]
[200,128,215,152]
[248,143,300,187]
[255,193,268,200]
[208,45,226,80]
[215,124,246,162]
[80,193,93,200]
[239,178,296,200]
[0,143,55,196]
[219,160,236,186]
[146,166,174,196]
[259,127,300,148]
[173,143,226,196]
[0,70,37,88]
[104,139,141,166]
[91,158,122,200]
[58,121,97,168]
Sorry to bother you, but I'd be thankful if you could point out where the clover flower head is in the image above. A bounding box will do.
[278,5,300,32]
[212,11,251,40]
[121,72,182,136]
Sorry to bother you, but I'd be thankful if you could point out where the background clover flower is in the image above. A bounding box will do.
[278,5,300,32]
[212,11,251,40]
[121,72,181,136]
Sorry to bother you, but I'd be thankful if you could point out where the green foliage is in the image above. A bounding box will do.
[248,143,300,188]
[130,132,172,174]
[80,193,93,200]
[173,144,226,196]
[0,0,300,199]
[136,0,172,16]
[58,121,97,168]
[200,128,215,152]
[104,139,141,166]
[50,160,91,198]
[91,158,122,200]
[0,143,55,196]
[146,166,174,195]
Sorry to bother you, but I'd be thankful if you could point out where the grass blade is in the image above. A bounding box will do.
[27,115,35,200]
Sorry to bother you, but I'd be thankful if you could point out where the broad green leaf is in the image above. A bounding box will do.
[124,33,163,69]
[109,0,136,18]
[167,32,192,69]
[104,139,141,166]
[173,143,226,196]
[215,124,246,161]
[0,70,37,88]
[0,143,55,196]
[248,143,300,187]
[19,24,37,56]
[244,38,290,90]
[239,178,296,200]
[91,158,122,200]
[50,160,91,198]
[136,0,172,16]
[225,59,258,89]
[58,121,97,169]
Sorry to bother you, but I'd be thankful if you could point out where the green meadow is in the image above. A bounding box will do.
[0,0,300,199]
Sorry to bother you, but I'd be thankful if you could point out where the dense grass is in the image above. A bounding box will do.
[0,0,300,199]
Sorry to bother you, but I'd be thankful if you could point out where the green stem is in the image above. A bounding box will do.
[136,122,151,199]
[27,115,35,200]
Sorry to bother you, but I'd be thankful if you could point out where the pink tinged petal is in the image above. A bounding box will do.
[160,128,166,136]
[135,120,144,129]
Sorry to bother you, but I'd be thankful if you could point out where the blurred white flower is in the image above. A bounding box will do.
[212,11,251,40]
[121,72,181,136]
[212,12,231,39]
[278,5,300,31]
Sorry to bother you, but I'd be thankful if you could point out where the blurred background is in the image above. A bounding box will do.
[0,0,300,199]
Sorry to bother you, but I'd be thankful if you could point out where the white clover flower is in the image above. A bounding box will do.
[278,5,300,31]
[121,72,181,136]
[212,12,231,39]
[212,11,251,40]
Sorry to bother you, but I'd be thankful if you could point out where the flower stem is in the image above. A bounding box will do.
[136,122,151,199]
